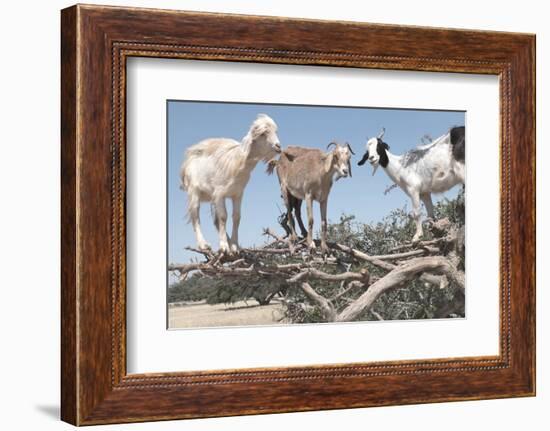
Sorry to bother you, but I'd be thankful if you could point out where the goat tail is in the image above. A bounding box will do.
[179,175,188,191]
[266,159,278,176]
[179,161,189,191]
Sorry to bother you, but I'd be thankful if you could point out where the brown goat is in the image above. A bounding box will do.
[267,142,354,252]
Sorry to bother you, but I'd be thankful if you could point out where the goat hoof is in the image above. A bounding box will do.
[218,243,230,254]
[230,244,239,254]
[197,242,212,251]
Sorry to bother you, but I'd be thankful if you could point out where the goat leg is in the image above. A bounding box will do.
[420,192,434,220]
[410,191,423,243]
[278,211,292,238]
[282,189,298,243]
[291,196,308,238]
[229,195,242,253]
[188,193,211,250]
[213,198,230,253]
[305,193,316,250]
[320,199,329,254]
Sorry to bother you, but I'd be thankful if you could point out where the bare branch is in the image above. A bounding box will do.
[384,183,398,195]
[288,267,370,284]
[330,280,366,301]
[389,238,442,253]
[241,247,289,255]
[262,228,285,243]
[370,248,438,261]
[168,262,210,274]
[329,242,395,271]
[300,282,336,322]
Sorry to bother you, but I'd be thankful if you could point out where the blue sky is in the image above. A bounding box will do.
[168,101,464,265]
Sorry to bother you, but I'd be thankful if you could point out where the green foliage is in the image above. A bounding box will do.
[204,276,285,306]
[168,273,219,303]
[169,271,286,306]
[434,187,465,225]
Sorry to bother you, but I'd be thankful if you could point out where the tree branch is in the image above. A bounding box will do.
[300,282,336,321]
[336,256,458,322]
[288,267,369,284]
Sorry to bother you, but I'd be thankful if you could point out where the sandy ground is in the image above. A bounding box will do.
[168,300,288,329]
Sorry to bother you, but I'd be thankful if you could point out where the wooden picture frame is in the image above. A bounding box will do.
[61,4,535,425]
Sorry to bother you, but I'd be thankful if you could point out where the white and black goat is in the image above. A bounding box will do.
[267,142,354,252]
[180,114,282,253]
[358,127,465,242]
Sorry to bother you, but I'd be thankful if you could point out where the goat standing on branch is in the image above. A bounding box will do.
[358,127,465,242]
[180,114,282,253]
[267,142,354,252]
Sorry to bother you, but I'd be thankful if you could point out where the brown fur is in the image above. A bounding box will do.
[267,144,352,251]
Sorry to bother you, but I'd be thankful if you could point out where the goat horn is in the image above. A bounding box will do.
[378,128,386,139]
[326,141,338,150]
[346,142,355,155]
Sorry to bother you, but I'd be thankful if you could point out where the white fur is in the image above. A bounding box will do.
[180,114,281,252]
[365,130,464,242]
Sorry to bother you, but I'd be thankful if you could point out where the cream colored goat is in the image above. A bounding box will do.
[180,114,281,253]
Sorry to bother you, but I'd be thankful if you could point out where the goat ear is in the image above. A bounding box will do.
[283,152,295,162]
[378,142,389,168]
[251,123,265,139]
[357,150,369,166]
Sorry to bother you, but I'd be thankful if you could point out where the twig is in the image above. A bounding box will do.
[330,280,366,301]
[329,242,395,271]
[389,238,442,253]
[371,310,384,321]
[262,228,285,243]
[384,183,398,195]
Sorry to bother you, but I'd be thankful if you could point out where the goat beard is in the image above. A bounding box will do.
[371,163,379,176]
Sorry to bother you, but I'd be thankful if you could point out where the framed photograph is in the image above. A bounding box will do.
[61,4,535,425]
